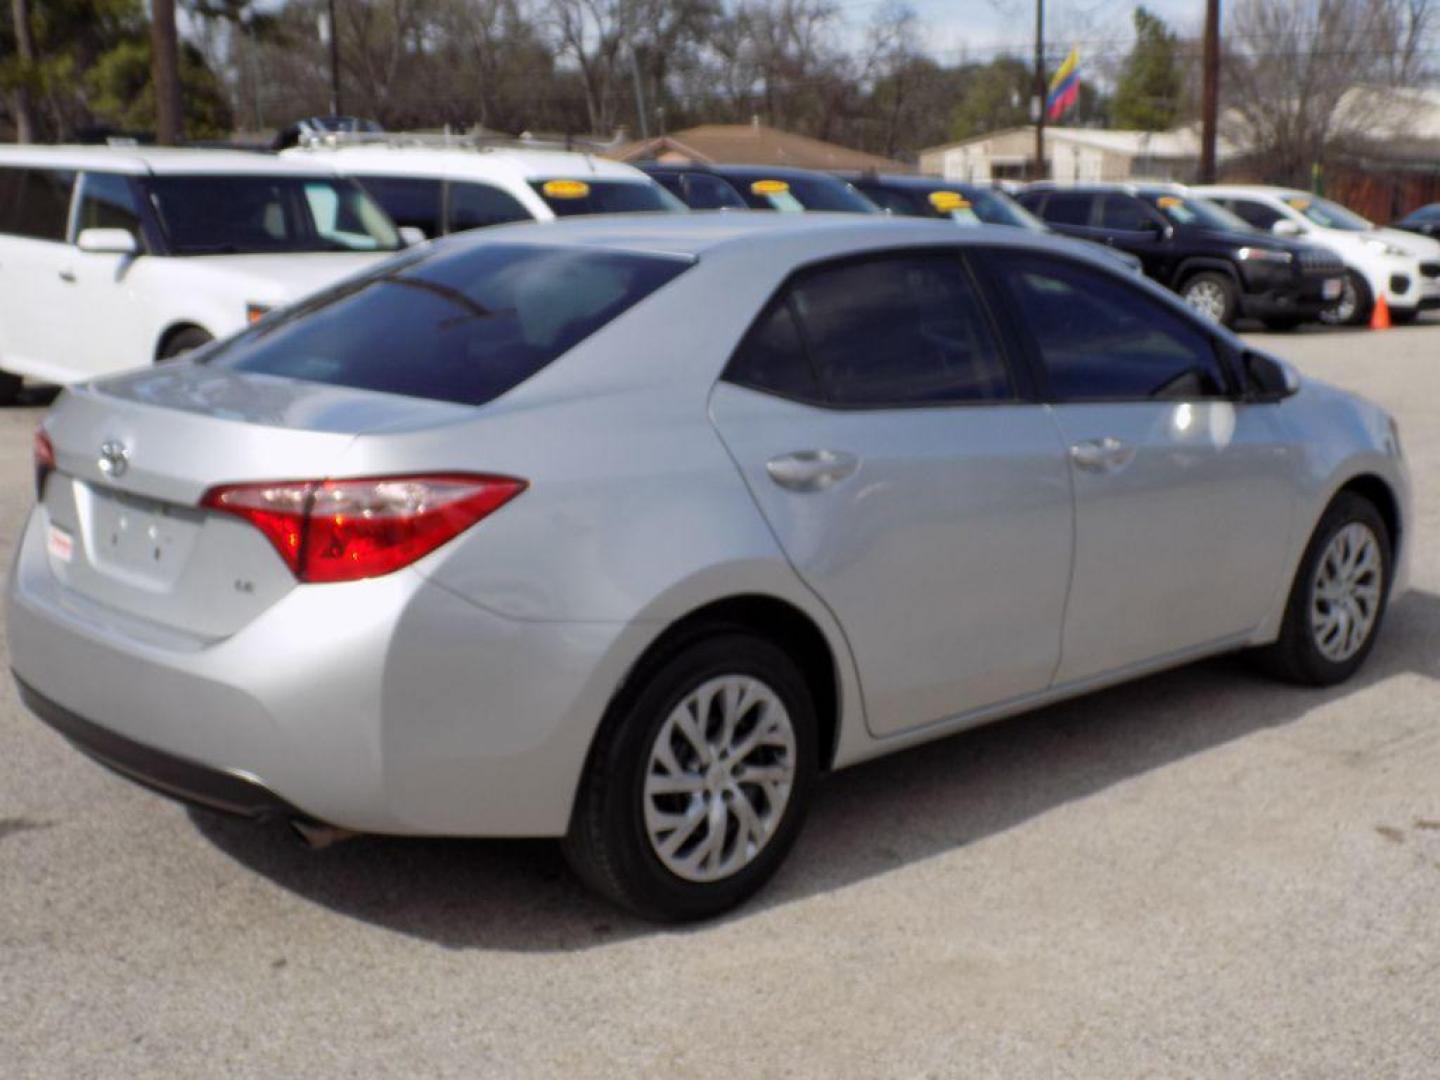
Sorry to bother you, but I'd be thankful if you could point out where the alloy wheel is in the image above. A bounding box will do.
[1184,279,1228,322]
[1309,522,1383,663]
[1321,277,1359,325]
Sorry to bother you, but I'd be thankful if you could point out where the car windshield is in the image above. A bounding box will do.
[201,243,692,406]
[931,187,1046,231]
[1285,194,1373,231]
[145,175,402,255]
[732,175,878,213]
[1148,194,1251,231]
[529,179,685,217]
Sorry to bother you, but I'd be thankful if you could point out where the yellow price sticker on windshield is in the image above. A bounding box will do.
[1286,196,1311,210]
[542,179,591,199]
[1157,195,1183,208]
[751,179,790,195]
[929,191,971,212]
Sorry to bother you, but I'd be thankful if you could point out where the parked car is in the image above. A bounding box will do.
[286,143,686,239]
[1391,202,1440,240]
[639,162,879,213]
[844,172,1142,272]
[9,216,1409,921]
[0,146,404,404]
[1196,185,1440,325]
[1018,183,1345,328]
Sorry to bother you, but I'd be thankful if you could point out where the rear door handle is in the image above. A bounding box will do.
[1069,436,1135,473]
[765,449,858,492]
[58,267,76,283]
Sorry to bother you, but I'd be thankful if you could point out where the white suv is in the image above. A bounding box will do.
[0,146,405,403]
[1196,184,1440,324]
[282,142,685,239]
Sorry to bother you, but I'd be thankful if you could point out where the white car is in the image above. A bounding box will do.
[0,146,405,404]
[281,142,685,239]
[1196,184,1440,325]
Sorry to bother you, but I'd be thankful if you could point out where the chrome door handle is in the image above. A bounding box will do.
[765,449,859,492]
[58,268,76,283]
[1069,436,1135,473]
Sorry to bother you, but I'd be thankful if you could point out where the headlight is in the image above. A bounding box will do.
[1363,238,1408,257]
[1237,246,1293,264]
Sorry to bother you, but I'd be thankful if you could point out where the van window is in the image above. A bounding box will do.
[0,167,76,241]
[76,172,145,244]
[355,175,443,238]
[447,181,532,232]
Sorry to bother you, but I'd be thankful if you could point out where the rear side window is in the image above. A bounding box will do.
[1225,198,1284,231]
[204,244,691,406]
[76,172,145,243]
[787,251,1012,406]
[725,300,821,401]
[0,167,76,240]
[447,181,532,232]
[1038,192,1092,226]
[355,175,443,237]
[992,252,1229,401]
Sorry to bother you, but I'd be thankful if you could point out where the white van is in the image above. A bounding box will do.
[281,142,685,239]
[0,146,404,403]
[1196,184,1440,325]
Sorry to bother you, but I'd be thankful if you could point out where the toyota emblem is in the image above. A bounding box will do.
[98,440,129,479]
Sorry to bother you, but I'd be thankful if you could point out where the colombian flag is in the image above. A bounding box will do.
[1047,47,1080,121]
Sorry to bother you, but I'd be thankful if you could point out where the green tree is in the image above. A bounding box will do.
[1111,6,1182,130]
[948,57,1031,141]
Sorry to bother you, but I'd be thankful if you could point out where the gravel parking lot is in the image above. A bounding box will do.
[3,320,1438,1079]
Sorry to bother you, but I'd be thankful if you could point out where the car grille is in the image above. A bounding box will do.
[1421,261,1440,279]
[1298,248,1344,276]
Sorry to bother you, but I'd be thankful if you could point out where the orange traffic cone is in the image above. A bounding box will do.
[1370,293,1392,330]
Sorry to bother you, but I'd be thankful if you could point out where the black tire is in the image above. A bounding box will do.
[1390,307,1420,325]
[158,326,214,361]
[1255,492,1392,686]
[1261,316,1304,331]
[0,370,21,406]
[564,631,817,922]
[1178,270,1239,327]
[1319,270,1372,327]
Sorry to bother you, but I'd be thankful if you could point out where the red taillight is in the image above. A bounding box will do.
[34,428,55,498]
[200,474,526,583]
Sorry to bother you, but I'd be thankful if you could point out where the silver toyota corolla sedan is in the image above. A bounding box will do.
[7,215,1411,920]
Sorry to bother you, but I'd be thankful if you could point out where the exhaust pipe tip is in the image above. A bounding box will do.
[289,819,358,850]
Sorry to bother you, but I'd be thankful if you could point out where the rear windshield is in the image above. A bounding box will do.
[529,179,685,217]
[202,243,691,405]
[145,175,402,254]
[732,174,878,213]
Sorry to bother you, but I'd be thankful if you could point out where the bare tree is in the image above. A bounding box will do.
[9,0,37,141]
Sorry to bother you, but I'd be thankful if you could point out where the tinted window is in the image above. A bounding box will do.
[994,253,1228,401]
[447,181,532,232]
[1147,194,1250,230]
[530,179,684,217]
[682,173,747,210]
[788,252,1012,405]
[856,185,924,216]
[146,175,400,254]
[76,172,145,243]
[1224,198,1283,230]
[1099,194,1156,232]
[729,174,878,213]
[724,300,820,401]
[1039,192,1092,226]
[204,245,690,406]
[0,167,76,240]
[354,176,442,238]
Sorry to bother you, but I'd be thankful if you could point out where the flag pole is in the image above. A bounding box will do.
[1033,0,1046,180]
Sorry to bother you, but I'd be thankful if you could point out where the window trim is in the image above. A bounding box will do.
[971,245,1245,405]
[70,171,157,253]
[721,245,1033,412]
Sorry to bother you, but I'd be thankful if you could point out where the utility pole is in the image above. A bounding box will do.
[150,0,183,144]
[1033,0,1046,180]
[1200,0,1220,182]
[328,0,342,116]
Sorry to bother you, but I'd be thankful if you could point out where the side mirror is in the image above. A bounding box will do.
[398,226,428,247]
[1243,350,1300,402]
[1271,219,1303,238]
[76,227,139,255]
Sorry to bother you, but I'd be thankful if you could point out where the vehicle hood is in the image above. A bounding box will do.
[176,251,394,306]
[1374,226,1440,258]
[1189,226,1308,255]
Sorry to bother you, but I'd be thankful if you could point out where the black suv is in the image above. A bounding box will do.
[1018,184,1344,328]
[637,163,879,214]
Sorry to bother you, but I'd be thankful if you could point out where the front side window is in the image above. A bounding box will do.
[992,252,1230,401]
[355,175,443,238]
[529,179,684,217]
[1224,198,1283,231]
[203,244,691,406]
[146,174,401,254]
[1098,194,1157,232]
[0,167,76,241]
[447,181,532,232]
[75,172,145,244]
[1038,192,1093,226]
[856,185,924,216]
[785,251,1013,405]
[682,173,747,210]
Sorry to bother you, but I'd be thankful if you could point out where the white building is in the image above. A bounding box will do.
[919,125,1235,184]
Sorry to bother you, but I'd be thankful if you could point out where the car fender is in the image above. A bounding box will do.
[1169,255,1240,291]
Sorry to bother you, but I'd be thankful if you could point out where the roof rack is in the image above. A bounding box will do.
[293,128,614,155]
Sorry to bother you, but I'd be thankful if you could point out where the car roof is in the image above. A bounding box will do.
[0,144,343,176]
[848,173,983,192]
[1025,182,1188,197]
[282,144,653,184]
